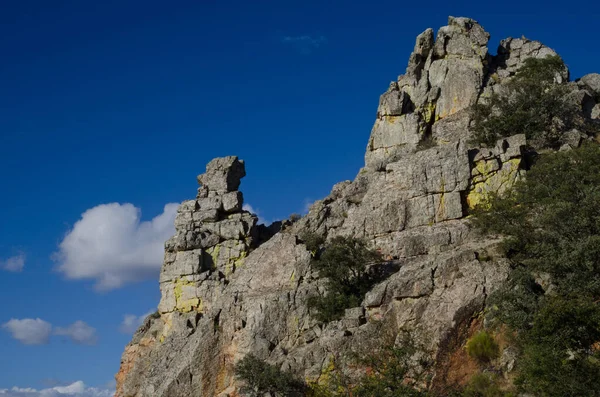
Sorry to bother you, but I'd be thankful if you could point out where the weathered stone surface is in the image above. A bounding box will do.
[578,73,600,96]
[222,191,243,213]
[495,37,564,79]
[197,156,246,193]
[466,134,526,209]
[365,17,488,169]
[592,104,600,120]
[160,249,204,282]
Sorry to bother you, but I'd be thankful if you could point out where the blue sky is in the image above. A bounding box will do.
[1,0,598,394]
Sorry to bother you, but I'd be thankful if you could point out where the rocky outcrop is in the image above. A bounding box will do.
[116,17,599,397]
[366,17,490,170]
[364,17,575,171]
[159,156,258,317]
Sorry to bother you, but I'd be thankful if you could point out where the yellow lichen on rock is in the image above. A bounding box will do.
[467,158,522,209]
[174,278,202,313]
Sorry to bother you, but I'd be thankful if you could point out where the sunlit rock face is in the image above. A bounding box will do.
[115,16,599,397]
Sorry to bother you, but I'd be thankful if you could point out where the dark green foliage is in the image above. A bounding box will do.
[352,343,429,397]
[470,55,590,148]
[307,291,361,323]
[300,232,326,258]
[308,236,382,322]
[473,144,600,395]
[309,340,429,397]
[473,144,600,295]
[485,268,543,331]
[234,354,305,397]
[511,55,567,82]
[462,373,512,397]
[465,331,500,363]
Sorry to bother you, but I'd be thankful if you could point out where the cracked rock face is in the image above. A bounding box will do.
[364,16,572,171]
[115,17,599,397]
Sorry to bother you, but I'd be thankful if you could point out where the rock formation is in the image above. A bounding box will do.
[115,17,600,396]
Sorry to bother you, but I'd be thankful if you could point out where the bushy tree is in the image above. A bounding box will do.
[473,144,600,396]
[466,331,500,364]
[308,236,381,322]
[462,373,511,397]
[470,55,590,148]
[352,344,429,397]
[235,354,305,397]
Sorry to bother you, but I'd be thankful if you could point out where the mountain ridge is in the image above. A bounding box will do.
[115,16,600,396]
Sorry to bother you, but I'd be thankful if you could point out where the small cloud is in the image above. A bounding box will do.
[2,318,52,345]
[243,203,270,225]
[1,253,25,272]
[119,310,154,334]
[302,198,314,214]
[0,380,113,397]
[281,35,327,54]
[54,321,97,345]
[54,202,178,291]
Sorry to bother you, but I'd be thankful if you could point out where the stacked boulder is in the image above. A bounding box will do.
[158,156,257,315]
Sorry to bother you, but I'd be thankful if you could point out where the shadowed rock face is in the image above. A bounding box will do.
[115,17,599,397]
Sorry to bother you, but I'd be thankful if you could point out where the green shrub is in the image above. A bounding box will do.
[352,343,429,397]
[311,340,429,397]
[463,373,511,397]
[234,354,305,397]
[469,55,588,148]
[466,331,500,363]
[308,236,381,322]
[307,291,361,323]
[300,232,326,258]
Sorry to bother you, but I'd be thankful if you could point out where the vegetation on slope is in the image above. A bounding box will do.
[470,55,594,148]
[472,143,600,396]
[303,235,382,323]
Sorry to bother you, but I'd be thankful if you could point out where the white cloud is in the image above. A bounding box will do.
[54,321,97,345]
[2,318,52,345]
[0,380,113,396]
[242,203,270,225]
[302,198,314,214]
[119,310,154,334]
[1,254,25,272]
[54,202,179,290]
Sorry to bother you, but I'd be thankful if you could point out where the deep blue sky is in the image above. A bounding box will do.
[1,0,598,393]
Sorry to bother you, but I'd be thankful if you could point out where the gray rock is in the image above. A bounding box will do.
[197,156,246,193]
[365,17,488,169]
[495,37,566,81]
[222,191,243,213]
[197,196,223,211]
[592,104,600,119]
[193,209,220,223]
[578,73,600,96]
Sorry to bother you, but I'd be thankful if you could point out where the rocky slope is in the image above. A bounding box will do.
[115,17,600,396]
